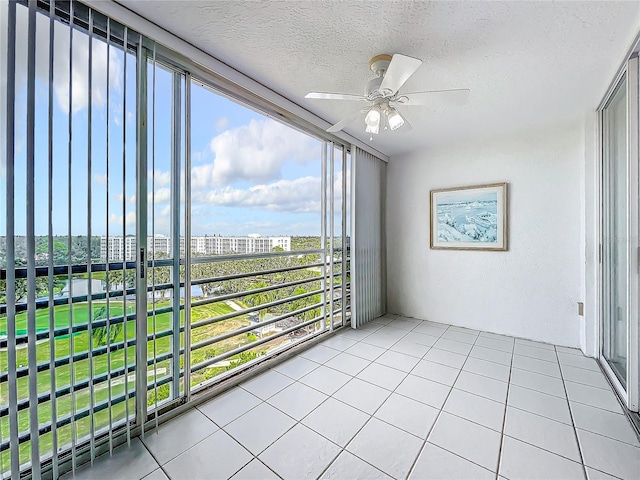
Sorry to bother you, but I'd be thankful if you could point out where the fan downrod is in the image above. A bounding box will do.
[369,54,392,76]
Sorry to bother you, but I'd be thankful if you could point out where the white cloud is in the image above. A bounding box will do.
[113,104,122,126]
[93,173,107,185]
[113,189,171,206]
[150,188,171,204]
[194,176,321,213]
[152,170,171,188]
[215,116,228,131]
[187,169,346,216]
[59,26,122,114]
[192,220,318,237]
[109,212,136,226]
[114,193,136,204]
[13,7,122,115]
[191,119,318,188]
[147,204,171,235]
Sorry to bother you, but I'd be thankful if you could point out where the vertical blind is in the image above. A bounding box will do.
[351,145,386,327]
[0,1,353,478]
[1,2,144,478]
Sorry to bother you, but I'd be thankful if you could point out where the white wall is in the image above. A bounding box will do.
[387,120,585,348]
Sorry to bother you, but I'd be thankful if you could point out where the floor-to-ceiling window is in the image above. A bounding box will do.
[184,77,329,394]
[0,1,350,478]
[600,52,639,415]
[602,75,629,387]
[1,3,140,476]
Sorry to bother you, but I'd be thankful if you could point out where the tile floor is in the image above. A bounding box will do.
[64,315,640,480]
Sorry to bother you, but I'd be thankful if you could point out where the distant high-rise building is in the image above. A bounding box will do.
[100,236,139,262]
[100,235,291,261]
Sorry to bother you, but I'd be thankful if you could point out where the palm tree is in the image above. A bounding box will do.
[246,281,274,320]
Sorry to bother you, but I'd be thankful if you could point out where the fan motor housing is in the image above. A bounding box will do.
[364,76,383,98]
[366,54,392,98]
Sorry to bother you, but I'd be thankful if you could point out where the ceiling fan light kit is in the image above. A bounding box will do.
[305,53,470,140]
[365,106,381,127]
[365,124,379,137]
[363,100,404,139]
[387,108,405,131]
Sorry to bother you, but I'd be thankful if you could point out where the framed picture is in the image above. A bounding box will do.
[430,182,508,251]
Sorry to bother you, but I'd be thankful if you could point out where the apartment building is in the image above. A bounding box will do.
[99,235,291,261]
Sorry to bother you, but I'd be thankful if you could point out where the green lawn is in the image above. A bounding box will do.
[0,288,322,473]
[0,302,135,336]
[0,298,264,472]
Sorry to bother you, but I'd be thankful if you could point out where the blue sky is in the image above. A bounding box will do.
[2,5,348,239]
[437,190,498,205]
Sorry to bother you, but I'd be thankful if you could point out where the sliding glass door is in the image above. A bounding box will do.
[600,55,639,412]
[0,2,351,478]
[602,76,628,387]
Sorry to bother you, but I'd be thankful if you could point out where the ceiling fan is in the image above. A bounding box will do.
[305,54,469,139]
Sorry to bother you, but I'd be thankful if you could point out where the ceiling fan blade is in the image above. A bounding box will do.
[326,108,368,133]
[378,54,423,97]
[397,88,470,107]
[306,92,368,101]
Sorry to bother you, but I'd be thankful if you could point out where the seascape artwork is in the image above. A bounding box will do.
[437,192,498,243]
[430,183,507,251]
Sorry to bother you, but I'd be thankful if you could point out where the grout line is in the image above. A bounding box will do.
[582,466,625,480]
[509,364,564,380]
[314,351,412,477]
[559,360,606,373]
[493,340,514,480]
[222,401,299,461]
[509,364,565,383]
[510,376,624,410]
[339,355,423,477]
[83,318,630,480]
[554,345,589,480]
[241,345,423,477]
[504,403,573,426]
[566,394,640,415]
[222,371,351,467]
[317,321,453,478]
[253,458,285,480]
[405,326,484,480]
[272,364,323,382]
[512,352,560,365]
[219,458,254,480]
[81,319,529,480]
[138,437,172,480]
[311,326,635,480]
[310,398,389,479]
[161,321,490,480]
[418,442,498,477]
[314,441,387,480]
[259,392,339,460]
[562,376,618,392]
[501,431,591,466]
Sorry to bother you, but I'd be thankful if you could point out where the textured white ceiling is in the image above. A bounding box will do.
[118,0,640,156]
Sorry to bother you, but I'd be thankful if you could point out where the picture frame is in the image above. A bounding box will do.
[430,182,508,251]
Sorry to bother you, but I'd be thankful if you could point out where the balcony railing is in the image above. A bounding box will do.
[0,248,350,475]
